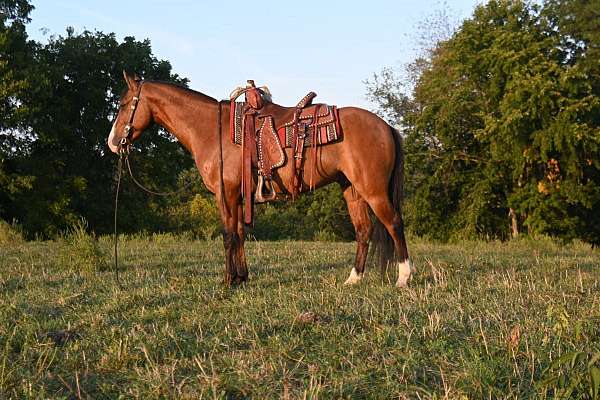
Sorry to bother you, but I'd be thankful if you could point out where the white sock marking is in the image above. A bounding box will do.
[395,259,412,288]
[344,267,363,285]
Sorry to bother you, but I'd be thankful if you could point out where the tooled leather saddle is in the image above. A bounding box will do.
[229,80,343,224]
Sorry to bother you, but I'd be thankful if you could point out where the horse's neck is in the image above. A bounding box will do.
[146,82,219,160]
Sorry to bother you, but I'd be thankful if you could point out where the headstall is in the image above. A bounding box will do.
[118,81,145,154]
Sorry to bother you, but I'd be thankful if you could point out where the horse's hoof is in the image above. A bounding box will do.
[232,276,248,285]
[395,279,409,288]
[343,267,363,285]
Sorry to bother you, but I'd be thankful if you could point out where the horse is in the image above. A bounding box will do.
[107,71,412,287]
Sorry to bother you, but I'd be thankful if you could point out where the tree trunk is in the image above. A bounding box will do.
[509,208,519,238]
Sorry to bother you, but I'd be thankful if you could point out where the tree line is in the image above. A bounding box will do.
[368,0,599,244]
[1,0,598,244]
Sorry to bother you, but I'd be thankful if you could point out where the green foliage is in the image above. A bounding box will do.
[0,219,22,244]
[540,351,600,400]
[157,168,354,241]
[0,0,33,128]
[0,0,357,242]
[161,168,220,240]
[253,185,354,241]
[0,0,33,22]
[58,218,107,272]
[1,12,191,238]
[4,0,598,245]
[368,0,600,244]
[0,0,36,219]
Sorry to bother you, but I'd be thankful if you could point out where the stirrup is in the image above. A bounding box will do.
[255,175,277,203]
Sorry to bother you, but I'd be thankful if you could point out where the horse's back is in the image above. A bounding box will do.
[335,106,396,171]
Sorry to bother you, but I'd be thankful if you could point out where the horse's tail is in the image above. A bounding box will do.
[371,126,404,275]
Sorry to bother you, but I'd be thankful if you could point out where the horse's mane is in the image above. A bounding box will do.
[151,80,218,102]
[119,79,218,103]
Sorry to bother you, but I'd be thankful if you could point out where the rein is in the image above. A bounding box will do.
[112,95,224,285]
[113,152,124,287]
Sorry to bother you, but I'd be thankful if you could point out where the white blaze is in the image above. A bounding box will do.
[107,122,118,153]
[396,259,412,288]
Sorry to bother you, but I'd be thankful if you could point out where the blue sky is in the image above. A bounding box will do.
[28,0,481,108]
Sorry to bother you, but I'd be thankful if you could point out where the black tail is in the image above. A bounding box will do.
[370,126,404,275]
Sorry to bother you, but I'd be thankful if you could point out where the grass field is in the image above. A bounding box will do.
[1,234,599,399]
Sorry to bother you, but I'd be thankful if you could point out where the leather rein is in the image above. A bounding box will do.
[112,82,225,285]
[112,82,144,286]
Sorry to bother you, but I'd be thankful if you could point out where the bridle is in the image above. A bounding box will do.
[117,81,145,154]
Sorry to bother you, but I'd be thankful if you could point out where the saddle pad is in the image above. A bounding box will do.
[230,101,246,144]
[230,102,343,148]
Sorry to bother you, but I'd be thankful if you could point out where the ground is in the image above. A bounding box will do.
[0,236,599,399]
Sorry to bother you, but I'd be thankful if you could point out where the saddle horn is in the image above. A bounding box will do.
[229,81,272,102]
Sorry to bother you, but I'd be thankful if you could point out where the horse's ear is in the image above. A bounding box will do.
[122,70,139,91]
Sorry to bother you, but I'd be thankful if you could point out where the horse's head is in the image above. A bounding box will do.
[107,71,153,153]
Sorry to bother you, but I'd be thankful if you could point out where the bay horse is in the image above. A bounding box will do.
[107,71,412,287]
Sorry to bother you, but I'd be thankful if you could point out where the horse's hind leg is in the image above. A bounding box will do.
[342,166,411,286]
[364,194,411,287]
[342,185,373,285]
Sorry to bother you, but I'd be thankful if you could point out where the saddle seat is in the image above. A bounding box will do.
[229,81,343,224]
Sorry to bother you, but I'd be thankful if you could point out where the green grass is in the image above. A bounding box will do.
[0,235,599,399]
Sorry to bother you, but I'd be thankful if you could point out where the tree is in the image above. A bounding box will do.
[0,0,36,220]
[2,27,190,237]
[0,0,34,135]
[368,0,600,244]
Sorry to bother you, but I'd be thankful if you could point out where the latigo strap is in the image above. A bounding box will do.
[242,109,257,225]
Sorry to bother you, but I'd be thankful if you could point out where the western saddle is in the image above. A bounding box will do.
[229,80,343,224]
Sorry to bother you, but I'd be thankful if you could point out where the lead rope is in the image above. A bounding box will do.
[113,152,124,287]
[112,100,225,286]
[124,155,189,196]
[113,152,193,287]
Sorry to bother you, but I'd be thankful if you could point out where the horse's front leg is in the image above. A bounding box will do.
[218,190,247,286]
